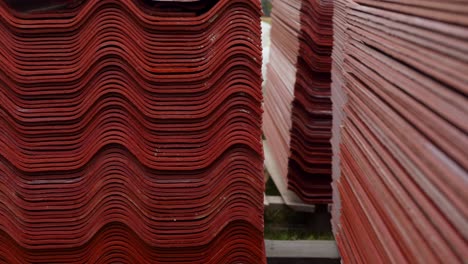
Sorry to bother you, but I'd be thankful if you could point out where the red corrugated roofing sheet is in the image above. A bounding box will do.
[263,0,334,204]
[331,0,468,262]
[0,0,266,262]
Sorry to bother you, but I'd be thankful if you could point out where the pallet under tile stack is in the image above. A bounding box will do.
[263,0,334,204]
[331,0,468,262]
[0,0,266,262]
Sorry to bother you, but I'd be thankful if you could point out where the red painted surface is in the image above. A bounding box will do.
[0,0,266,262]
[263,0,334,204]
[331,0,468,262]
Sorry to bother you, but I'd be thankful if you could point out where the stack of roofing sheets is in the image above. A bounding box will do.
[331,0,468,262]
[0,0,266,262]
[263,0,334,204]
[329,0,348,234]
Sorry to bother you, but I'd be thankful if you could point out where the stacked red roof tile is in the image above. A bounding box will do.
[331,0,468,262]
[0,0,266,262]
[263,0,334,204]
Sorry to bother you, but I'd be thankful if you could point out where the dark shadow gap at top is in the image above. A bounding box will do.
[4,0,218,17]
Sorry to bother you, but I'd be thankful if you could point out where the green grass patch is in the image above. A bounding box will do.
[264,206,334,240]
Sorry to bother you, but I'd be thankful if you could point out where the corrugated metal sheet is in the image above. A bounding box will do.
[0,0,266,262]
[263,0,334,204]
[331,0,468,262]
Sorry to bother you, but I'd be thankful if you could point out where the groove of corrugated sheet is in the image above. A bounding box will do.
[0,0,266,262]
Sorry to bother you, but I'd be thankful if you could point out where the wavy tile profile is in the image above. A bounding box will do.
[0,0,266,263]
[263,0,334,204]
